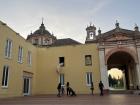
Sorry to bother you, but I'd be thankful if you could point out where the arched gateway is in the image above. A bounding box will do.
[85,22,140,91]
[106,47,138,90]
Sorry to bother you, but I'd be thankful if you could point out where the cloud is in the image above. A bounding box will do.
[0,0,114,43]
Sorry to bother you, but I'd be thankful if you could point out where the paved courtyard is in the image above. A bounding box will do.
[0,94,139,105]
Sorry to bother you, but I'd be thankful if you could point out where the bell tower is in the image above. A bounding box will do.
[86,23,96,41]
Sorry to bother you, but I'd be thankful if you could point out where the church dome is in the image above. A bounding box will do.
[33,22,51,35]
[26,21,57,46]
[27,21,56,40]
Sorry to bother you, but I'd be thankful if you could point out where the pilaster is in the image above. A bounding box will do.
[99,49,109,90]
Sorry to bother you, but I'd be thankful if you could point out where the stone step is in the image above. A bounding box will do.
[109,90,133,94]
[133,90,140,95]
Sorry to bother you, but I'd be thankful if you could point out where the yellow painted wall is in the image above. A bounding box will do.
[35,44,101,94]
[0,20,101,98]
[0,21,37,98]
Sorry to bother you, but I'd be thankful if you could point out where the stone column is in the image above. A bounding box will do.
[136,63,140,88]
[99,49,109,90]
[136,47,140,88]
[128,65,133,89]
[122,71,126,90]
[39,37,41,45]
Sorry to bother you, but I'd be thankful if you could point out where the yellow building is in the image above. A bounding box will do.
[35,44,100,94]
[0,21,38,98]
[0,20,101,98]
[1,20,140,98]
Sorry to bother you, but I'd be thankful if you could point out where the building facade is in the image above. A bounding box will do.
[0,20,140,98]
[0,21,37,98]
[86,22,140,90]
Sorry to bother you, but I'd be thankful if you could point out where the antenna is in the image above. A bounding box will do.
[42,17,44,24]
[90,22,92,26]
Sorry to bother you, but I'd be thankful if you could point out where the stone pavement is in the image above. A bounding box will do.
[0,94,139,105]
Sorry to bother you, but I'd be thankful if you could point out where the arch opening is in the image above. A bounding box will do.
[107,51,137,90]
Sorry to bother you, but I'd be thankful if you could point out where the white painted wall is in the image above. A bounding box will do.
[99,49,109,89]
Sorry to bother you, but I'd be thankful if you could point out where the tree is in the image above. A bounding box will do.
[108,74,113,87]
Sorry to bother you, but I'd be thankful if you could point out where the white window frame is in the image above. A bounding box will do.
[18,46,23,63]
[2,65,9,88]
[23,76,31,96]
[5,39,12,58]
[59,73,65,86]
[27,51,32,66]
[86,72,93,86]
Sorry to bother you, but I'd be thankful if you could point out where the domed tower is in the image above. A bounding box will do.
[86,24,96,41]
[27,21,56,46]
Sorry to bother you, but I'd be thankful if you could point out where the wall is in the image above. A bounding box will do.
[35,44,101,94]
[0,21,37,98]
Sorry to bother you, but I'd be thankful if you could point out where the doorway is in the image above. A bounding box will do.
[23,77,31,96]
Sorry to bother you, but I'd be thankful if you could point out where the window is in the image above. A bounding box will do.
[27,51,32,66]
[5,39,12,58]
[59,73,64,86]
[86,72,93,86]
[44,38,49,43]
[2,65,9,87]
[59,57,65,67]
[85,55,92,66]
[34,39,38,45]
[23,77,30,95]
[18,46,23,63]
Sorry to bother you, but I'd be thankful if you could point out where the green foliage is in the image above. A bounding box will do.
[108,74,124,89]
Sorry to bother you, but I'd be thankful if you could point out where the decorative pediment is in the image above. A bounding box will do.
[97,28,140,42]
[103,33,133,42]
[85,26,140,44]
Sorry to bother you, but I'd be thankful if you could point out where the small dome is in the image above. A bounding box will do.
[33,22,51,35]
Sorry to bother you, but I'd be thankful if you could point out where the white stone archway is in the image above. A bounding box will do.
[99,46,140,90]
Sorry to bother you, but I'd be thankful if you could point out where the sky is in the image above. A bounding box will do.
[0,0,140,43]
[108,68,123,79]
